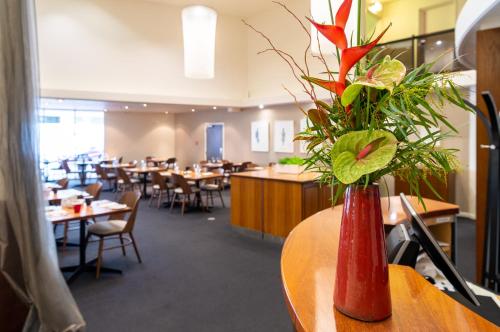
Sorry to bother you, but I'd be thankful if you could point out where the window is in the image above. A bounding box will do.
[38,109,104,161]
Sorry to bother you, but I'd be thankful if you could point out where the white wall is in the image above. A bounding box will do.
[105,111,175,162]
[36,0,247,106]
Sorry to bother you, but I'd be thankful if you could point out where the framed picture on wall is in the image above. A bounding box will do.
[299,118,308,153]
[251,120,269,152]
[273,120,294,153]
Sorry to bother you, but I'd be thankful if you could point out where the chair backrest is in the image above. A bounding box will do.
[151,172,167,190]
[240,161,252,171]
[129,160,137,166]
[222,163,233,172]
[61,160,72,174]
[268,162,276,167]
[57,178,69,189]
[166,157,176,169]
[112,191,141,233]
[117,167,132,184]
[118,156,123,163]
[85,182,103,200]
[94,164,104,178]
[171,173,192,195]
[199,160,208,165]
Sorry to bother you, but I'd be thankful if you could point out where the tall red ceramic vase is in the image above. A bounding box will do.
[333,184,392,321]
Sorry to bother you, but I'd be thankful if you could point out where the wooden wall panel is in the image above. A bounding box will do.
[0,274,27,332]
[230,176,263,232]
[476,27,500,282]
[263,180,302,237]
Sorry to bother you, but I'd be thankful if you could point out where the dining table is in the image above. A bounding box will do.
[44,189,89,205]
[46,200,131,283]
[75,161,95,186]
[127,166,168,198]
[159,170,224,210]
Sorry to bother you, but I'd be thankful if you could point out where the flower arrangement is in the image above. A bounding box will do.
[245,0,470,205]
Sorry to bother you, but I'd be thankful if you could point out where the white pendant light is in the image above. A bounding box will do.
[182,5,217,79]
[310,0,359,56]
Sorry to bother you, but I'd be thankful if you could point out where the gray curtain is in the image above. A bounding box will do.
[0,0,85,331]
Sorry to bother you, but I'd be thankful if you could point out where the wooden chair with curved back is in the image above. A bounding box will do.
[85,190,142,279]
[61,159,78,179]
[95,164,117,190]
[170,173,203,215]
[166,158,176,169]
[149,172,174,208]
[116,167,140,195]
[201,168,225,208]
[56,177,69,189]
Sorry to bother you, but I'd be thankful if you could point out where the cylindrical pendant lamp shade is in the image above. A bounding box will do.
[182,5,217,79]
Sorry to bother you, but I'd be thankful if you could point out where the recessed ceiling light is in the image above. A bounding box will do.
[191,108,196,112]
[143,103,148,107]
[103,109,108,112]
[164,111,169,114]
[212,106,217,110]
[259,104,264,109]
[58,99,64,103]
[435,40,443,46]
[124,105,129,110]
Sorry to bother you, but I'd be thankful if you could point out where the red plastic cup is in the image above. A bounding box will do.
[73,203,82,213]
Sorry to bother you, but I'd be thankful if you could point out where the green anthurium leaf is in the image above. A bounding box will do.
[340,56,406,106]
[341,84,363,107]
[331,130,398,184]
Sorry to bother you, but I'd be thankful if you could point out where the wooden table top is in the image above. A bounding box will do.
[46,201,131,224]
[281,207,497,331]
[43,189,89,202]
[232,167,321,183]
[101,163,135,169]
[43,183,62,190]
[159,171,224,182]
[127,166,168,173]
[377,195,459,226]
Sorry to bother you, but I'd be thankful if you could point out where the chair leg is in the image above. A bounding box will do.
[129,232,142,263]
[62,222,69,253]
[96,238,104,279]
[157,191,162,209]
[148,189,155,207]
[210,191,214,206]
[170,192,177,213]
[181,196,186,216]
[119,234,126,256]
[218,190,225,208]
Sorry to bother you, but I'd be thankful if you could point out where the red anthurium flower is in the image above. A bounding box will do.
[307,18,347,50]
[338,25,390,85]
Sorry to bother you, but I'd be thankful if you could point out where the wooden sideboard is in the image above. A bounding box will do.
[231,168,331,238]
[281,208,498,331]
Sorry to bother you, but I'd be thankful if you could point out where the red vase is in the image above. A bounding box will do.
[333,184,391,321]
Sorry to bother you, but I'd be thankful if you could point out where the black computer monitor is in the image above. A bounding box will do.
[400,193,481,306]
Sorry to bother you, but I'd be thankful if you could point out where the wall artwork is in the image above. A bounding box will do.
[273,120,294,153]
[251,120,269,152]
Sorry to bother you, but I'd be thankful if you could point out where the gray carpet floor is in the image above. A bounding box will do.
[58,182,477,332]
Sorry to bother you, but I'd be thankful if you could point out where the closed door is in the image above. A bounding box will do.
[206,123,223,161]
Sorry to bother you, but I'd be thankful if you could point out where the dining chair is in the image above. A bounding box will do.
[221,163,233,187]
[239,161,252,172]
[170,173,203,215]
[166,157,176,169]
[95,164,117,190]
[85,190,142,279]
[201,169,225,208]
[61,159,79,179]
[149,172,174,208]
[118,156,124,163]
[56,177,69,189]
[116,167,140,195]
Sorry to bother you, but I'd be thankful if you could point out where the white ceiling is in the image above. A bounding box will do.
[40,98,239,114]
[142,0,289,17]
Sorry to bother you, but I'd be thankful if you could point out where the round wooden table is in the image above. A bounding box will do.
[281,207,498,331]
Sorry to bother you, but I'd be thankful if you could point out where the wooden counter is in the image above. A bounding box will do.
[281,208,498,331]
[231,168,331,238]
